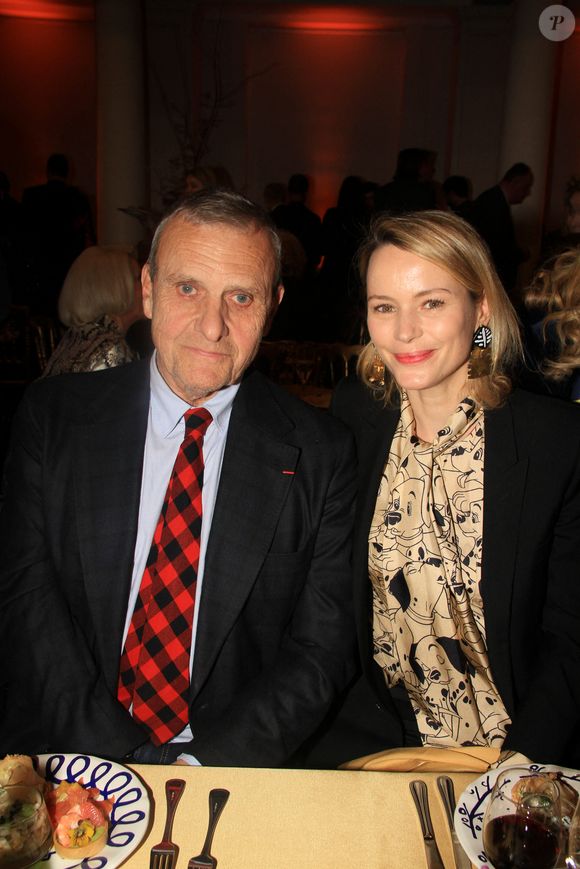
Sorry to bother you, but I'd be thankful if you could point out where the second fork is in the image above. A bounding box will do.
[188,788,230,869]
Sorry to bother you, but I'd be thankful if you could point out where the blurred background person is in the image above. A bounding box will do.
[20,153,94,317]
[182,165,234,196]
[541,176,580,264]
[565,176,580,236]
[523,247,580,402]
[319,175,369,341]
[272,173,322,275]
[468,162,534,302]
[374,148,441,216]
[442,174,473,219]
[42,245,144,376]
[182,165,218,195]
[263,181,287,214]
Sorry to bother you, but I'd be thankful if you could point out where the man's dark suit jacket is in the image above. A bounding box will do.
[469,185,520,295]
[308,380,580,769]
[0,361,357,766]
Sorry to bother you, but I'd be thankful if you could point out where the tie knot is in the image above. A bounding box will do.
[183,407,213,440]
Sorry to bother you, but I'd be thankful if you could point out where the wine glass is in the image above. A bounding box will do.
[292,344,317,386]
[0,784,53,868]
[565,798,580,868]
[483,767,563,869]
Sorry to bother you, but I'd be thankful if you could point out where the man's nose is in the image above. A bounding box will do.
[197,298,228,342]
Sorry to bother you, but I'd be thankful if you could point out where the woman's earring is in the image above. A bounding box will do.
[468,324,492,379]
[369,346,385,387]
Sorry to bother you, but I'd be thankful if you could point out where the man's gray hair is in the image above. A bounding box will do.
[148,188,283,290]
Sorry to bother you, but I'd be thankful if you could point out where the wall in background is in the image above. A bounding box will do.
[196,4,490,215]
[0,0,578,242]
[0,12,95,204]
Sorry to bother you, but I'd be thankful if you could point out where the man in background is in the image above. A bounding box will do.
[20,153,93,316]
[468,162,534,299]
[272,173,323,274]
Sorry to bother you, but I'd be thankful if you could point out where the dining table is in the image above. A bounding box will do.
[126,763,479,868]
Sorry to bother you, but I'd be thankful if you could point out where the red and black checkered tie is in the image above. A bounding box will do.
[117,408,212,745]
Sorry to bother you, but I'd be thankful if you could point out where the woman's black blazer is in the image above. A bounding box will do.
[332,380,580,768]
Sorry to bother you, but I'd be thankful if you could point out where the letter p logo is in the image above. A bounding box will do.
[539,5,576,41]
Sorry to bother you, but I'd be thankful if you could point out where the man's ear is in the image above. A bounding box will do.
[141,263,153,321]
[274,283,285,309]
[264,283,285,334]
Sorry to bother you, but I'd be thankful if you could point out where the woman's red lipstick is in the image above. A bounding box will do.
[394,350,434,364]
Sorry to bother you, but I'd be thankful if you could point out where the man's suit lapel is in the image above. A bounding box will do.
[191,373,300,699]
[482,397,528,714]
[74,362,150,690]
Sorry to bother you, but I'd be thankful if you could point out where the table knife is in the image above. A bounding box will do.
[410,779,445,869]
[437,775,473,869]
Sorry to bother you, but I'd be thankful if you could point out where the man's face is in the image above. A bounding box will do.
[510,172,534,204]
[566,191,580,234]
[142,218,282,405]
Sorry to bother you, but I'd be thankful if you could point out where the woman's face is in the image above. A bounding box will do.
[184,173,204,195]
[366,244,488,400]
[566,191,580,234]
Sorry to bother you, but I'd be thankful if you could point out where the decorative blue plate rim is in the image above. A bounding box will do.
[36,753,151,868]
[453,763,580,869]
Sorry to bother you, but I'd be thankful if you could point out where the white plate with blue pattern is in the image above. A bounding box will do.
[453,763,580,868]
[37,753,150,868]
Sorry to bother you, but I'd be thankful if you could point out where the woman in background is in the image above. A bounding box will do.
[325,210,580,769]
[43,245,143,376]
[541,176,580,263]
[524,247,580,401]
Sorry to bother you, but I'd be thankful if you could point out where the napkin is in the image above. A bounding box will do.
[339,745,500,772]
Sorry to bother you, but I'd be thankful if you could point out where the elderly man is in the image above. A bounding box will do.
[0,190,356,767]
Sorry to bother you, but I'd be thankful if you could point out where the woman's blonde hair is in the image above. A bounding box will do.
[356,210,522,408]
[58,246,138,327]
[524,247,580,380]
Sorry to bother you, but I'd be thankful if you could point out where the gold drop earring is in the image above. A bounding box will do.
[467,324,492,379]
[369,345,386,386]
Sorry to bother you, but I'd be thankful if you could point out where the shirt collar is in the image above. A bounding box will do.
[149,351,239,438]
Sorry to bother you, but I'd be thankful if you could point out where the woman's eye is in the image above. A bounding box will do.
[372,303,393,314]
[424,298,445,310]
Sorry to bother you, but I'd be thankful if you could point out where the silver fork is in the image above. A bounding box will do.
[149,778,186,869]
[188,788,230,869]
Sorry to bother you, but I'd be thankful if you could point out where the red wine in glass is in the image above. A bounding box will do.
[483,813,560,869]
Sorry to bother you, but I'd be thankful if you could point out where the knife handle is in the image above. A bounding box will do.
[410,779,436,839]
[437,774,456,831]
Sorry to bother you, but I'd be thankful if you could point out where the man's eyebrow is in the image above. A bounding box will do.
[165,272,204,286]
[163,272,263,295]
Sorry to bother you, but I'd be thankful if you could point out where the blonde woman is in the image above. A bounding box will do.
[524,247,580,401]
[43,246,144,376]
[320,210,580,770]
